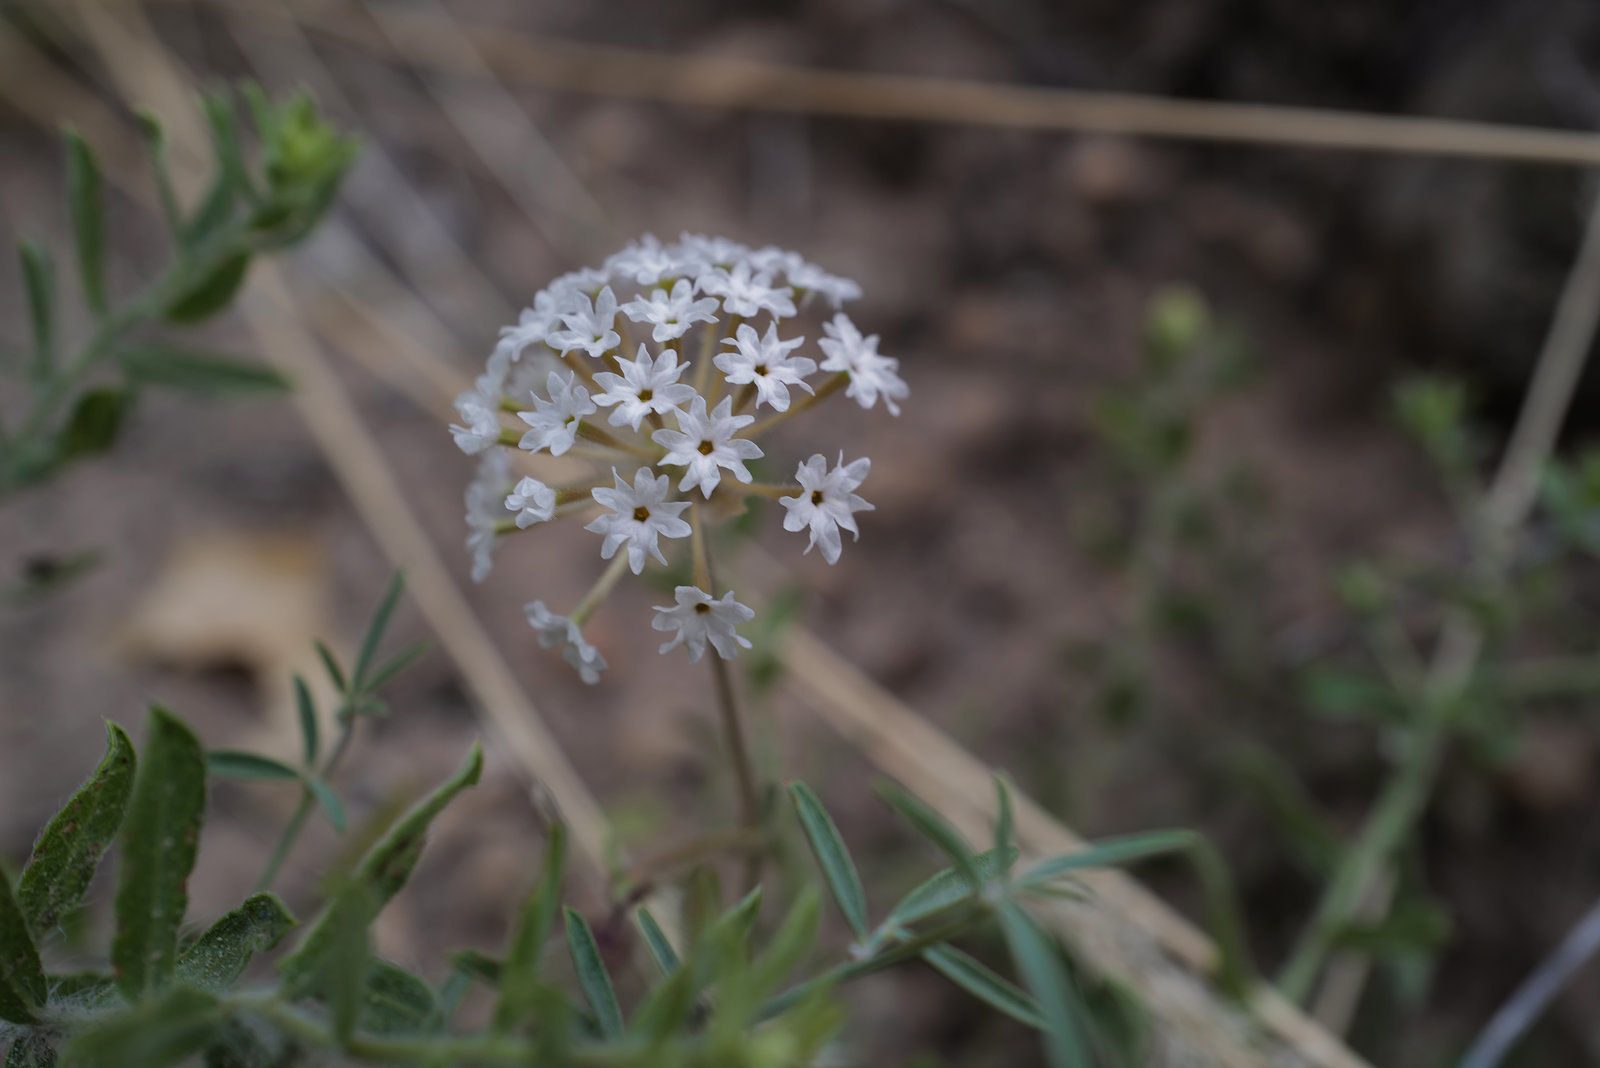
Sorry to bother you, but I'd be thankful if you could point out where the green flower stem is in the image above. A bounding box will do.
[711,649,762,890]
[739,372,847,440]
[758,914,976,1022]
[255,719,356,894]
[570,553,631,626]
[575,420,656,460]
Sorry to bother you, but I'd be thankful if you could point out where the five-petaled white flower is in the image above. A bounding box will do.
[517,370,596,456]
[620,279,720,343]
[449,390,501,455]
[696,261,797,319]
[605,234,679,287]
[506,476,557,528]
[779,453,874,564]
[465,451,511,582]
[547,286,621,358]
[592,345,699,430]
[652,586,755,661]
[716,323,816,412]
[493,290,566,369]
[677,232,749,271]
[525,600,607,684]
[652,396,764,497]
[817,313,908,416]
[585,467,693,574]
[788,260,863,308]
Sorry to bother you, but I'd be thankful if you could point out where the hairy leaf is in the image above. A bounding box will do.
[884,846,1019,931]
[996,902,1090,1068]
[62,986,221,1068]
[876,782,980,888]
[175,893,295,991]
[20,722,135,933]
[120,347,288,395]
[789,783,868,939]
[361,959,435,1037]
[112,708,207,1001]
[923,943,1045,1029]
[4,1033,54,1067]
[0,870,46,1025]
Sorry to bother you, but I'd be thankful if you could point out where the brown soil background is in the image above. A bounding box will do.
[6,1,1600,1064]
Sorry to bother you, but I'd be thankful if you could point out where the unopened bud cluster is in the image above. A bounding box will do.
[450,234,906,683]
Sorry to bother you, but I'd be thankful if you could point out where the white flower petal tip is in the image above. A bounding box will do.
[516,370,596,457]
[651,396,764,498]
[779,453,874,565]
[715,323,816,412]
[584,467,693,574]
[652,586,755,662]
[818,313,908,416]
[591,345,698,430]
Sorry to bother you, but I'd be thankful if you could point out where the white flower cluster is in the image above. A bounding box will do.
[451,234,907,683]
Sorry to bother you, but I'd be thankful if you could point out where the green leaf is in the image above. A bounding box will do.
[1017,831,1197,887]
[163,252,251,324]
[280,745,482,991]
[1226,747,1343,879]
[63,986,221,1068]
[321,882,372,1045]
[361,959,435,1037]
[884,846,1019,931]
[635,908,680,978]
[63,131,106,317]
[206,751,300,782]
[5,1033,54,1067]
[996,902,1091,1068]
[876,782,980,889]
[306,778,346,834]
[19,242,53,384]
[120,347,288,395]
[112,707,207,1001]
[360,641,429,694]
[19,722,136,934]
[351,573,405,692]
[494,823,565,1033]
[175,893,295,991]
[182,94,247,251]
[56,388,133,464]
[746,888,820,1002]
[314,641,346,696]
[0,870,46,1024]
[789,783,869,940]
[293,675,318,767]
[135,112,183,240]
[995,777,1016,857]
[923,943,1046,1029]
[564,908,622,1038]
[446,948,502,988]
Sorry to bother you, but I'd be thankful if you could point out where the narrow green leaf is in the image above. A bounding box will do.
[180,93,246,251]
[494,823,565,1033]
[120,346,288,395]
[635,908,680,978]
[279,745,483,991]
[207,751,300,782]
[62,987,221,1068]
[322,882,372,1045]
[564,908,622,1038]
[163,251,251,324]
[56,388,133,464]
[112,707,207,1001]
[135,112,183,239]
[361,959,435,1037]
[0,870,46,1024]
[293,675,318,767]
[788,783,869,940]
[447,949,502,988]
[306,778,346,834]
[996,902,1091,1068]
[884,846,1019,931]
[876,782,980,888]
[19,242,53,384]
[995,777,1016,856]
[361,641,429,694]
[20,722,136,933]
[315,641,346,695]
[63,131,106,317]
[627,964,696,1042]
[351,573,405,692]
[746,888,820,1002]
[174,893,295,992]
[1018,831,1197,888]
[923,943,1046,1029]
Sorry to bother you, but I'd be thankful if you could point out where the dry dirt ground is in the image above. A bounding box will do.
[6,1,1600,1064]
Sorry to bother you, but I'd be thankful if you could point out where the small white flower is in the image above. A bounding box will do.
[788,260,863,308]
[547,286,621,358]
[818,313,908,416]
[493,289,568,370]
[675,232,749,272]
[449,390,501,455]
[652,586,755,661]
[652,396,764,497]
[697,262,797,319]
[548,266,611,295]
[620,279,720,343]
[465,451,512,582]
[605,234,679,286]
[506,476,557,528]
[716,323,817,412]
[585,467,693,574]
[517,370,596,456]
[591,345,699,430]
[779,453,874,564]
[525,600,607,684]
